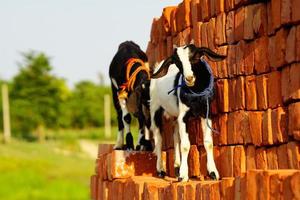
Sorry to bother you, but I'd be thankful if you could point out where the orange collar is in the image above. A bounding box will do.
[118,58,150,100]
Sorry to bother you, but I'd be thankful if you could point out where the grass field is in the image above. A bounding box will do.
[0,127,139,200]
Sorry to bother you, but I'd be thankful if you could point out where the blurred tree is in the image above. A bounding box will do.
[10,51,70,139]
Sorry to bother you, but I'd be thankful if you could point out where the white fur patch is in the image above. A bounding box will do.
[176,47,194,79]
[111,78,118,89]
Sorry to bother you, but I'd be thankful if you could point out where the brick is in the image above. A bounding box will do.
[253,3,268,37]
[287,142,300,169]
[286,27,296,64]
[266,147,279,169]
[271,0,281,32]
[234,174,246,200]
[107,150,157,180]
[255,37,269,74]
[289,103,300,140]
[281,66,290,103]
[236,40,245,75]
[166,36,173,57]
[273,28,288,69]
[193,22,202,47]
[262,109,273,146]
[227,45,236,78]
[216,79,229,113]
[112,179,126,200]
[191,0,201,29]
[220,178,234,199]
[256,148,268,169]
[234,7,245,42]
[215,0,225,14]
[246,170,259,200]
[201,22,208,47]
[167,148,175,177]
[158,41,167,61]
[281,0,292,25]
[209,0,216,18]
[199,147,208,177]
[244,41,255,75]
[290,172,300,199]
[170,9,178,36]
[188,145,200,177]
[143,180,169,200]
[182,27,192,45]
[233,146,246,177]
[176,0,191,32]
[185,182,197,200]
[225,0,234,12]
[256,74,268,110]
[215,13,226,46]
[162,117,175,150]
[267,2,274,35]
[271,107,288,144]
[200,0,210,21]
[267,71,282,108]
[163,182,178,200]
[218,114,228,145]
[245,76,257,110]
[207,18,216,50]
[290,63,300,101]
[162,7,177,37]
[188,118,204,146]
[249,111,263,146]
[297,26,300,62]
[90,175,98,200]
[244,4,255,40]
[146,42,156,67]
[246,145,256,170]
[277,144,289,169]
[226,11,235,44]
[219,146,234,177]
[292,0,300,23]
[197,181,221,200]
[150,18,160,45]
[216,46,228,78]
[236,76,245,110]
[98,144,114,157]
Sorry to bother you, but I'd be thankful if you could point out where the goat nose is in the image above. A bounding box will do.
[185,75,195,87]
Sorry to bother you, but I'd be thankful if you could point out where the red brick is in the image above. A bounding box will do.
[163,182,178,200]
[227,112,235,144]
[233,146,246,176]
[226,11,235,45]
[158,41,167,61]
[200,0,210,21]
[185,182,197,200]
[209,0,216,18]
[267,71,282,108]
[227,45,236,78]
[216,79,229,113]
[236,76,245,110]
[215,0,225,14]
[256,148,268,169]
[267,147,279,169]
[98,144,114,157]
[244,4,255,40]
[216,46,228,78]
[198,181,221,200]
[219,146,234,177]
[90,175,98,200]
[281,66,290,103]
[167,149,175,177]
[271,107,288,144]
[166,36,173,57]
[262,109,273,146]
[207,18,216,50]
[253,3,268,37]
[273,28,288,69]
[245,76,257,110]
[297,26,300,62]
[182,27,192,45]
[237,110,250,144]
[286,27,296,64]
[234,174,246,200]
[256,74,268,110]
[290,63,300,101]
[193,22,202,47]
[271,0,281,32]
[162,7,177,37]
[150,18,160,45]
[199,147,208,177]
[290,172,300,199]
[201,22,208,47]
[170,8,178,36]
[234,7,245,42]
[176,0,191,32]
[292,0,300,23]
[188,145,200,177]
[215,13,226,46]
[289,102,300,140]
[244,41,254,75]
[218,114,228,145]
[277,144,289,169]
[246,170,259,200]
[112,179,126,200]
[220,178,235,199]
[146,42,156,67]
[287,142,300,169]
[143,181,169,200]
[162,117,175,150]
[246,145,256,170]
[236,40,245,75]
[188,118,204,146]
[191,0,201,29]
[281,0,292,25]
[255,37,269,74]
[267,2,274,35]
[249,111,263,146]
[225,0,234,12]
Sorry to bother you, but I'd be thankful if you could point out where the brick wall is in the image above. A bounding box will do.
[91,0,300,199]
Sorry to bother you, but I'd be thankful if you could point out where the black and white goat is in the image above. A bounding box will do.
[150,44,226,181]
[109,41,152,151]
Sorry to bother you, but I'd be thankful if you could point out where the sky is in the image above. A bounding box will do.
[0,0,181,87]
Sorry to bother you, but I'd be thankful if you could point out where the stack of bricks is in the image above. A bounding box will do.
[91,0,300,199]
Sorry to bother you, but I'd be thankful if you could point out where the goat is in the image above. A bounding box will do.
[150,44,226,182]
[109,41,152,151]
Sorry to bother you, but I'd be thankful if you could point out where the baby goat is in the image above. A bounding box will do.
[150,44,226,182]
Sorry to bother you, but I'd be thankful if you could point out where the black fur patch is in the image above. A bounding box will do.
[154,107,164,131]
[125,132,134,150]
[124,113,131,124]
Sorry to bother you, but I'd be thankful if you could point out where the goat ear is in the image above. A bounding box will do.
[196,47,227,61]
[151,57,173,79]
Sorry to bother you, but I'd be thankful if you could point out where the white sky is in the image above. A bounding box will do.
[0,0,181,86]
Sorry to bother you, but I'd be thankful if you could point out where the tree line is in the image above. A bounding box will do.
[0,51,117,139]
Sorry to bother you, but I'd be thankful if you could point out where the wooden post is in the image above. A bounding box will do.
[104,94,111,138]
[2,84,11,143]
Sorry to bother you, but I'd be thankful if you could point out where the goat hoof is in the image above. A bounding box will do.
[178,176,189,182]
[209,172,217,180]
[157,171,166,178]
[175,167,180,177]
[178,177,183,182]
[136,145,141,151]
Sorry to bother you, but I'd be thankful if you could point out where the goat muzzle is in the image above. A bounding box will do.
[185,75,195,87]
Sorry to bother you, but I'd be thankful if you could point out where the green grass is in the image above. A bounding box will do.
[0,126,140,200]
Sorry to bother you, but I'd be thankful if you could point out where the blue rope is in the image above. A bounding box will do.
[168,59,219,134]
